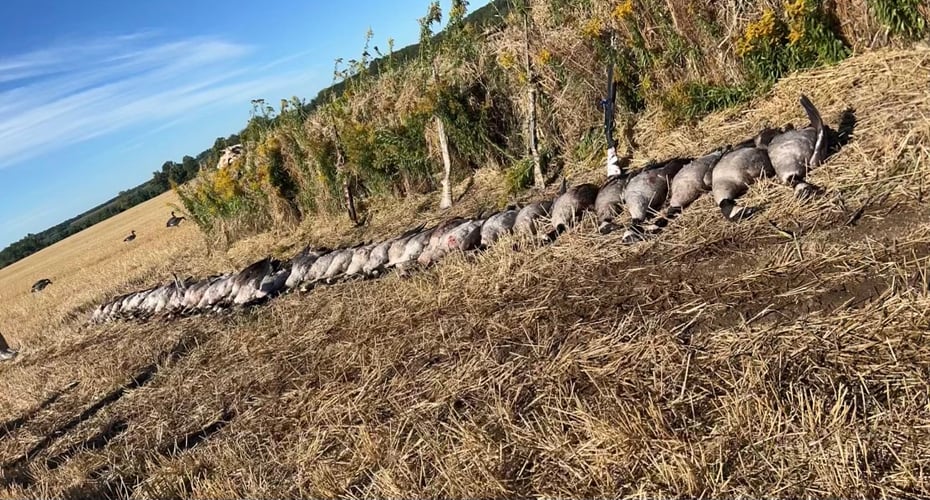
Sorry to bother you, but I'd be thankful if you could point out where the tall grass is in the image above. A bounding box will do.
[176,0,928,241]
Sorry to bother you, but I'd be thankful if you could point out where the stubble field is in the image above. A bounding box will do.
[1,47,930,498]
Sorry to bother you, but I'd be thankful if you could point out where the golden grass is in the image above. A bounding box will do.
[1,46,930,498]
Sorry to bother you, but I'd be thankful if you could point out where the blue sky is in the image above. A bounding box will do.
[0,0,490,248]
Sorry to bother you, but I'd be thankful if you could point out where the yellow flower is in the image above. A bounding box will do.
[784,0,807,18]
[581,18,605,40]
[212,168,238,202]
[612,0,633,22]
[736,9,778,57]
[788,25,803,44]
[535,49,552,66]
[497,50,516,70]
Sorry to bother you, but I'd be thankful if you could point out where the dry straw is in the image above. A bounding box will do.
[1,46,929,498]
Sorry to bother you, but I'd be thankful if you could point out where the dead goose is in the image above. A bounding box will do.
[417,217,468,267]
[512,200,553,238]
[543,181,599,242]
[198,274,235,310]
[344,244,377,279]
[137,284,171,319]
[765,94,829,198]
[0,332,18,362]
[230,257,288,306]
[386,229,425,269]
[180,276,220,313]
[122,287,157,318]
[621,157,691,243]
[711,127,782,221]
[321,247,358,284]
[285,246,330,289]
[363,239,396,277]
[479,208,519,248]
[363,223,429,277]
[420,218,484,266]
[594,175,629,234]
[303,250,338,286]
[162,275,195,316]
[393,227,437,270]
[652,147,730,228]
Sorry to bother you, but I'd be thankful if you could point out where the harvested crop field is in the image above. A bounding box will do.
[2,47,930,498]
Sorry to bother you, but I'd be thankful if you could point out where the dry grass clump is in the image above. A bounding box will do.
[1,47,930,498]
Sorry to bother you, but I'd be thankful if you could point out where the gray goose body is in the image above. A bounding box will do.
[594,176,628,234]
[711,144,774,220]
[418,218,468,266]
[766,95,828,196]
[512,201,552,238]
[620,157,691,242]
[480,209,518,247]
[344,244,376,278]
[545,183,599,242]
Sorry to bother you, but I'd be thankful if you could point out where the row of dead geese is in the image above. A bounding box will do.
[90,94,835,324]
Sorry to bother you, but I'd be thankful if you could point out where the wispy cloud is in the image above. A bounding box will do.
[0,33,313,168]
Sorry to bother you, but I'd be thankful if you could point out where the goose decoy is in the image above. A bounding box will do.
[0,332,18,362]
[123,230,137,242]
[31,278,52,293]
[166,211,186,228]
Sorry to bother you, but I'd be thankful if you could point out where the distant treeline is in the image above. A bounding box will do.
[0,0,509,270]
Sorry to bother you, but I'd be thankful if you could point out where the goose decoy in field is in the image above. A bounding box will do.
[123,230,137,242]
[166,211,186,227]
[0,332,18,362]
[31,278,52,293]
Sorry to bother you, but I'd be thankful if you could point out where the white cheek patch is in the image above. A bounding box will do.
[794,182,811,193]
[731,206,747,219]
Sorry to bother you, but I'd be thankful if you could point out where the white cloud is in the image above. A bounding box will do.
[0,33,313,168]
